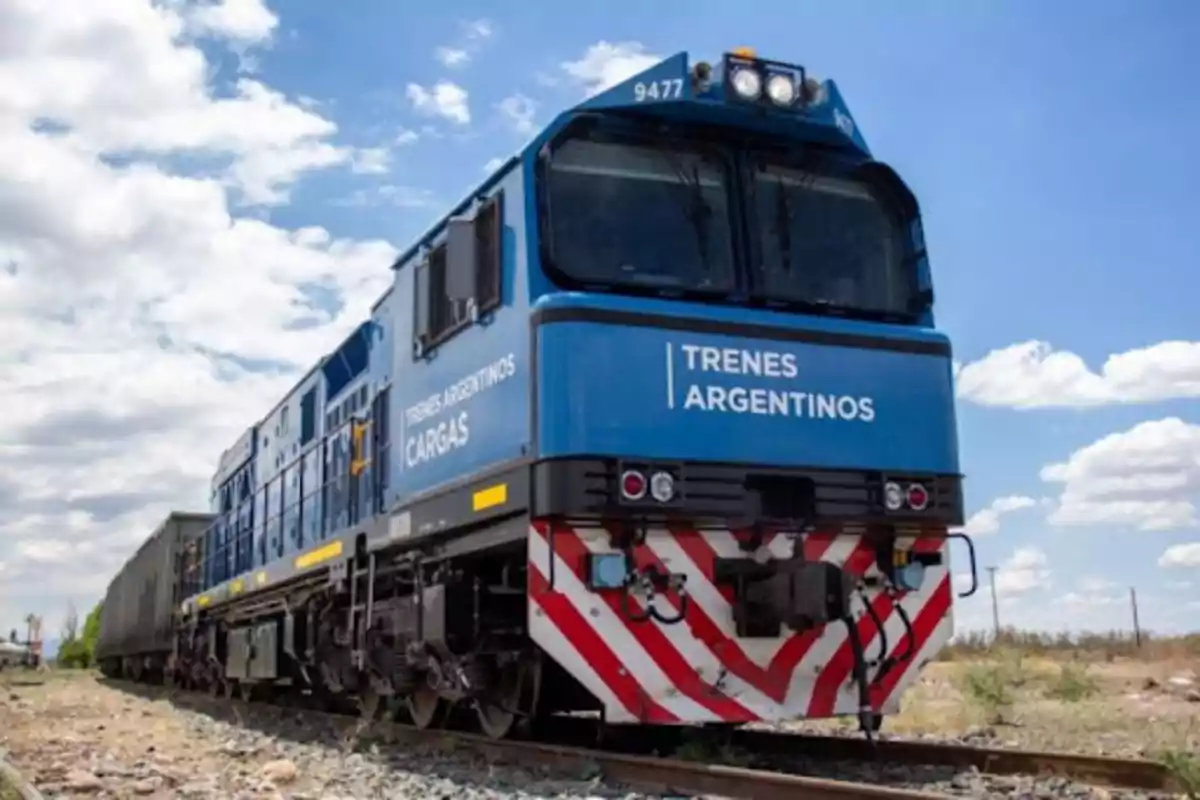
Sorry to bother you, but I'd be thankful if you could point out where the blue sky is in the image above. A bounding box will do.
[2,0,1198,639]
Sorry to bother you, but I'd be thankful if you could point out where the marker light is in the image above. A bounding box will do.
[906,483,930,512]
[620,469,647,501]
[765,74,797,106]
[730,67,762,100]
[587,552,628,590]
[883,481,904,511]
[649,471,675,503]
[895,561,926,592]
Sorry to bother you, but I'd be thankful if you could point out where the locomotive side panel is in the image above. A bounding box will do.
[387,163,531,514]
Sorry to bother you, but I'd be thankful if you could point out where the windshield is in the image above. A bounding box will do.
[543,137,735,293]
[751,164,912,317]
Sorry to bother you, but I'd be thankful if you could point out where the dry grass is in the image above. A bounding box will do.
[0,775,22,800]
[785,628,1199,765]
[884,639,1200,760]
[941,628,1200,662]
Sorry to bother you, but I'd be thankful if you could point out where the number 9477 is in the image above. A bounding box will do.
[633,79,684,102]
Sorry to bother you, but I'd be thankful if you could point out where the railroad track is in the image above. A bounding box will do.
[728,728,1181,794]
[101,678,1184,799]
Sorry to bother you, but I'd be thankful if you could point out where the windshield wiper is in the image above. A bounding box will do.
[647,144,722,289]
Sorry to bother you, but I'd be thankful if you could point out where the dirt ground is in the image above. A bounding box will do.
[0,671,638,800]
[1,657,1197,796]
[788,655,1200,760]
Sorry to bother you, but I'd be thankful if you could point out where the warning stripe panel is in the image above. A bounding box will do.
[527,522,955,725]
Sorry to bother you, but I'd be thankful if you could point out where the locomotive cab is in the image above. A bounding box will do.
[522,50,975,733]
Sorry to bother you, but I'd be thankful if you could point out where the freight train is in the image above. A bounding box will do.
[96,48,978,740]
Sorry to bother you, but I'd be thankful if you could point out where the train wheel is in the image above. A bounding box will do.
[475,657,542,740]
[407,682,446,730]
[358,689,381,723]
[207,665,224,698]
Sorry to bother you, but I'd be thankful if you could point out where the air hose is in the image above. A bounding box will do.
[860,590,889,669]
[874,592,915,686]
[841,614,875,745]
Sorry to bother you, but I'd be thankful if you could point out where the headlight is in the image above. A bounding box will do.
[730,67,762,100]
[649,471,675,503]
[766,74,796,106]
[883,481,904,511]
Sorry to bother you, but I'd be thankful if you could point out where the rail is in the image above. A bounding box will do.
[728,729,1180,794]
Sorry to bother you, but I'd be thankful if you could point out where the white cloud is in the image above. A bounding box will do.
[497,93,537,135]
[561,41,662,97]
[184,0,278,42]
[435,47,469,68]
[1057,576,1125,609]
[407,81,470,125]
[0,0,382,206]
[333,184,436,209]
[954,495,1036,537]
[1040,417,1200,531]
[483,156,506,173]
[394,128,419,146]
[432,18,493,69]
[1159,543,1200,569]
[463,19,492,40]
[0,0,400,635]
[955,340,1200,409]
[350,146,391,175]
[994,546,1051,596]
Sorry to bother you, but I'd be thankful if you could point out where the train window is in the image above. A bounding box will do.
[474,194,502,313]
[412,192,504,356]
[279,406,289,435]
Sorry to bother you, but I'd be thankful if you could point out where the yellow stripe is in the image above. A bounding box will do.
[472,483,508,512]
[295,539,344,570]
[197,595,211,607]
[230,579,245,595]
[255,571,268,586]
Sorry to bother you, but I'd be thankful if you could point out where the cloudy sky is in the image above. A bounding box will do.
[1,0,1198,643]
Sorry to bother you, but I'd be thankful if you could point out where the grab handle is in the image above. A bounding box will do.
[947,532,978,598]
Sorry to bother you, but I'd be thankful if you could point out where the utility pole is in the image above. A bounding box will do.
[987,566,1001,642]
[1130,587,1142,648]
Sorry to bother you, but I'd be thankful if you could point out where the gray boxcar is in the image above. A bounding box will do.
[96,511,213,673]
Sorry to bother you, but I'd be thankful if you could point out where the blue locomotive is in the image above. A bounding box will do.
[97,48,974,739]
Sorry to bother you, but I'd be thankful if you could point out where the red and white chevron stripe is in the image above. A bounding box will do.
[527,521,954,725]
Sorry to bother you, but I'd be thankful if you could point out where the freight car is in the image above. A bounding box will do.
[97,512,214,680]
[100,48,978,740]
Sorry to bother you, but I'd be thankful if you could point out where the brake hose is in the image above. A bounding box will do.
[874,592,915,686]
[860,589,889,669]
[841,614,875,745]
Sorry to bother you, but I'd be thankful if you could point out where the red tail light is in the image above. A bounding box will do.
[620,469,647,501]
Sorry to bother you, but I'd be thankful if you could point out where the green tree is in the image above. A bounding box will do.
[56,601,102,669]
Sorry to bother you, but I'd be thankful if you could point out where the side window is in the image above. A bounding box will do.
[474,193,502,313]
[413,191,504,357]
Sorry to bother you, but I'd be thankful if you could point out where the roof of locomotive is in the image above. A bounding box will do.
[388,47,871,273]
